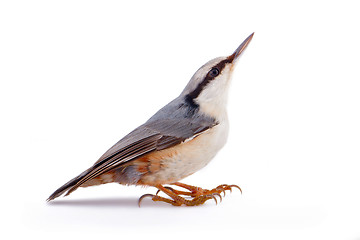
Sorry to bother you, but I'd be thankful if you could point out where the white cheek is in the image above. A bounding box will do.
[196,70,232,118]
[198,68,232,103]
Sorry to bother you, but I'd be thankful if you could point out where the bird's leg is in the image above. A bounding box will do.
[155,186,194,196]
[171,182,242,197]
[138,184,218,207]
[171,182,206,197]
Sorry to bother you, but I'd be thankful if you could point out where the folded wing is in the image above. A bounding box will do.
[47,117,217,201]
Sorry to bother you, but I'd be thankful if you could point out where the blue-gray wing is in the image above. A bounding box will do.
[47,114,217,201]
[96,116,217,165]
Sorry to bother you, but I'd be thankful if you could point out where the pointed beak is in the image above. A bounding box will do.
[228,32,254,63]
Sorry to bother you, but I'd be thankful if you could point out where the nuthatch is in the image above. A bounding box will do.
[47,33,254,206]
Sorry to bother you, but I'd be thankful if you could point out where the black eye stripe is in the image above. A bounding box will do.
[206,58,231,80]
[185,58,231,104]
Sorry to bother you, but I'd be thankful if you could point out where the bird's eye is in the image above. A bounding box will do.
[209,68,220,78]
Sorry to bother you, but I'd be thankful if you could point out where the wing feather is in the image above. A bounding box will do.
[65,134,161,196]
[48,116,217,200]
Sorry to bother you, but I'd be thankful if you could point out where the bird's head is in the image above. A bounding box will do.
[181,33,254,118]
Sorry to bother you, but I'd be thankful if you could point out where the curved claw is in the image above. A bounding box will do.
[209,195,218,205]
[215,187,226,197]
[221,184,233,193]
[138,194,155,207]
[217,184,242,195]
[213,192,222,202]
[229,184,242,194]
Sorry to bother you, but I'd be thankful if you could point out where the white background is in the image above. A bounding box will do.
[1,0,359,239]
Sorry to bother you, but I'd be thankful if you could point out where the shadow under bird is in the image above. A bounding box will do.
[47,33,254,206]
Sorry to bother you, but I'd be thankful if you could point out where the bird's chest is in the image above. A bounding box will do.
[138,119,229,185]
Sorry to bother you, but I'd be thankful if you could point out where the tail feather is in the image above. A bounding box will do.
[47,168,91,201]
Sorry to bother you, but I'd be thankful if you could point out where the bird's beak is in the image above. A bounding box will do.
[228,32,254,63]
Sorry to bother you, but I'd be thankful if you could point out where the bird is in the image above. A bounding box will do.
[47,32,254,206]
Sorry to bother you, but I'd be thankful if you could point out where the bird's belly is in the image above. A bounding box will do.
[136,121,229,185]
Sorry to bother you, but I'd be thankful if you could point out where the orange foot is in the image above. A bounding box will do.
[138,183,241,207]
[171,182,242,197]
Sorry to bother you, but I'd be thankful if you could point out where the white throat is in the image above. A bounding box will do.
[196,66,232,120]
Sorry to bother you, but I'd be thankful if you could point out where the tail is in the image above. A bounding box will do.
[47,168,91,202]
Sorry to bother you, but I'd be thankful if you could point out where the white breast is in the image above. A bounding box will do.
[142,114,229,184]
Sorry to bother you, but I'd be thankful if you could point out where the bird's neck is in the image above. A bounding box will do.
[199,101,228,122]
